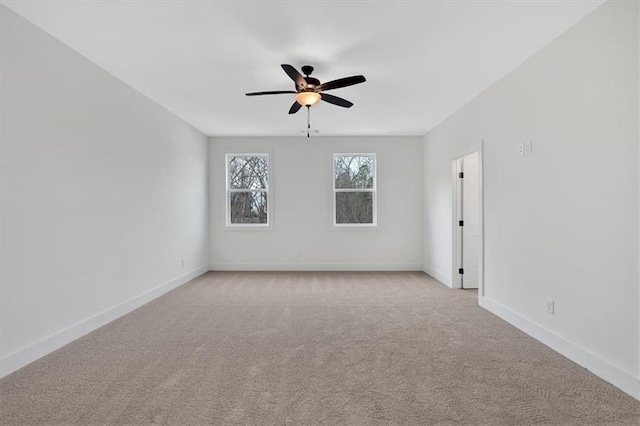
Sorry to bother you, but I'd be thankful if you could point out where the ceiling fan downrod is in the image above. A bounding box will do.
[301,65,314,77]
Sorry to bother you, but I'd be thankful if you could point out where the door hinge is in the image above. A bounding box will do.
[458,172,464,178]
[458,268,464,275]
[459,220,464,226]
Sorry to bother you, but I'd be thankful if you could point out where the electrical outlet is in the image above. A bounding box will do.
[181,258,185,267]
[524,139,533,155]
[545,298,555,315]
[519,142,525,156]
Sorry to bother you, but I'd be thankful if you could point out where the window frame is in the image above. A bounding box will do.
[225,153,271,229]
[332,152,377,228]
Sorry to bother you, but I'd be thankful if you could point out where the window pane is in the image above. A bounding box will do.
[334,155,374,189]
[335,192,373,224]
[230,191,268,224]
[229,156,268,190]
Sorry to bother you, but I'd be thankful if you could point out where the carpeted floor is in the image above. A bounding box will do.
[1,271,638,425]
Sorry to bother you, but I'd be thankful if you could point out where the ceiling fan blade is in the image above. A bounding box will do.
[281,64,307,90]
[246,90,296,96]
[320,93,353,108]
[288,101,302,114]
[316,75,366,92]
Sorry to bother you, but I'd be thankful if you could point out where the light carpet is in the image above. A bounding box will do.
[1,271,638,425]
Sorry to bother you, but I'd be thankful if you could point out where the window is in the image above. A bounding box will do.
[226,154,269,227]
[333,154,376,226]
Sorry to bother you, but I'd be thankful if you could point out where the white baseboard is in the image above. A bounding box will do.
[479,296,640,400]
[423,265,452,287]
[0,266,209,378]
[209,263,423,271]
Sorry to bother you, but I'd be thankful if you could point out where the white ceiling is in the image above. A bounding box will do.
[3,0,605,137]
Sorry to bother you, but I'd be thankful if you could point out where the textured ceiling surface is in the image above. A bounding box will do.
[2,0,605,136]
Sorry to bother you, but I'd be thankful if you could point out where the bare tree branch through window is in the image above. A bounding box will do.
[334,154,376,225]
[227,155,269,225]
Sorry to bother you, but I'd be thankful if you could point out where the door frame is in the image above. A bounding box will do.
[451,142,484,297]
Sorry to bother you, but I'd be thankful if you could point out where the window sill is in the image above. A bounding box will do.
[224,225,273,232]
[331,224,379,231]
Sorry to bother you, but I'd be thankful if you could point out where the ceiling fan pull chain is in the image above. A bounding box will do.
[307,106,311,138]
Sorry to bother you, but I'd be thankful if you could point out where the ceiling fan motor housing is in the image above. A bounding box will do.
[303,77,320,89]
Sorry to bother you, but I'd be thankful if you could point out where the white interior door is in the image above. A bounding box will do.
[461,152,479,289]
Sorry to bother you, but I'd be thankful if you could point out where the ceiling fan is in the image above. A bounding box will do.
[246,64,366,114]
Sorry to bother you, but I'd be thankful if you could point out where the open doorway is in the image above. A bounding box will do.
[453,151,482,290]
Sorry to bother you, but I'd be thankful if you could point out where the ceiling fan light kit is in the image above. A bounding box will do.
[295,91,321,107]
[246,64,366,137]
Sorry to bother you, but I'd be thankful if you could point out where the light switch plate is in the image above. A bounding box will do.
[524,140,533,155]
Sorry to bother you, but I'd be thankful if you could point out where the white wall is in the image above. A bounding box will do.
[209,136,423,270]
[0,7,209,376]
[423,0,639,398]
